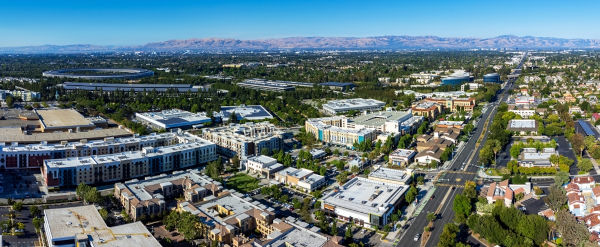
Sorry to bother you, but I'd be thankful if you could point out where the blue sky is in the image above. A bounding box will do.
[1,0,599,47]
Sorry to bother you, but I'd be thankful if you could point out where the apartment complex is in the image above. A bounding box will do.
[411,102,441,120]
[201,122,284,158]
[43,136,217,188]
[0,132,178,170]
[114,169,223,221]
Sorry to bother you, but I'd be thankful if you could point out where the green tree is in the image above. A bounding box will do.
[99,208,109,221]
[438,223,459,247]
[453,194,471,223]
[545,184,567,211]
[405,185,418,204]
[29,206,40,217]
[554,171,570,186]
[578,158,594,173]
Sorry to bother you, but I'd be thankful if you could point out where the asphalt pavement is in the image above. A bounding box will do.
[395,54,526,247]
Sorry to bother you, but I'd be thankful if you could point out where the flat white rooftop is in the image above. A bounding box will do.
[44,205,160,247]
[136,109,211,129]
[322,177,408,216]
[508,119,537,129]
[369,167,412,184]
[323,98,385,112]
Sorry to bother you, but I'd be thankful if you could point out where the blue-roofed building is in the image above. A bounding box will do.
[319,82,356,91]
[441,71,474,86]
[575,120,600,139]
[483,73,501,83]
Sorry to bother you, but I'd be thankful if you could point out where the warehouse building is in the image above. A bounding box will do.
[321,177,409,228]
[135,109,211,130]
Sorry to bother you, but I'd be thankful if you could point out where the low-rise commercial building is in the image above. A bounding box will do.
[322,98,385,115]
[36,109,97,133]
[518,148,557,167]
[507,119,538,135]
[43,136,217,188]
[114,169,223,221]
[388,149,416,166]
[44,205,161,247]
[321,177,408,228]
[135,109,211,130]
[274,167,326,192]
[368,167,412,185]
[201,122,284,158]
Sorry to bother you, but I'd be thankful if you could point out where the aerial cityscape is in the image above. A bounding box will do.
[2,1,600,247]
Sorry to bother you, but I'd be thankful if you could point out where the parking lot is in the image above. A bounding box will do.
[0,171,42,199]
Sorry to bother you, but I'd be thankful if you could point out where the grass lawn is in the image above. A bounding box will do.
[227,173,260,193]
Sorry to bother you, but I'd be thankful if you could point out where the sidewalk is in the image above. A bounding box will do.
[385,185,435,241]
[585,150,600,175]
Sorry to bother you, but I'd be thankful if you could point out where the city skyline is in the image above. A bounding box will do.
[1,0,600,46]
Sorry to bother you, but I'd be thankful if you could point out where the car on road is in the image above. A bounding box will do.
[414,233,420,241]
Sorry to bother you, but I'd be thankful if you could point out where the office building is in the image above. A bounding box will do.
[441,71,474,86]
[322,98,385,115]
[483,73,501,83]
[348,111,413,134]
[216,105,274,122]
[114,169,223,221]
[61,82,201,93]
[424,97,476,112]
[43,136,217,188]
[319,82,356,91]
[0,89,40,102]
[259,220,342,247]
[274,167,326,192]
[201,122,284,158]
[237,78,314,92]
[135,109,211,130]
[509,109,536,118]
[44,205,161,247]
[321,177,408,228]
[305,117,376,148]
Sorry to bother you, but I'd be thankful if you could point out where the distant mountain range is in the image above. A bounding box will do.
[2,35,600,53]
